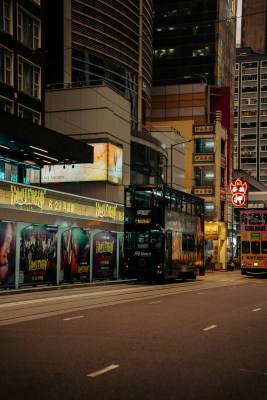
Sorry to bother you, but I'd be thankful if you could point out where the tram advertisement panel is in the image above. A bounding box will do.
[93,232,117,279]
[0,221,16,286]
[20,225,57,284]
[61,228,90,281]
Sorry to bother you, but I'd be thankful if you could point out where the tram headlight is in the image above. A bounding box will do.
[254,262,259,267]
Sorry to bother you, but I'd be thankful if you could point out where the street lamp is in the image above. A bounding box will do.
[170,139,194,188]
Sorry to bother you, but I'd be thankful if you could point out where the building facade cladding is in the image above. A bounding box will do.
[0,0,44,125]
[235,49,267,188]
[241,0,267,54]
[153,0,236,90]
[70,0,153,128]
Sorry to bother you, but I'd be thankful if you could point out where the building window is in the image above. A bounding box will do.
[18,104,41,124]
[221,140,225,156]
[221,167,225,186]
[0,0,11,34]
[194,166,214,186]
[18,57,41,99]
[0,95,13,113]
[17,7,40,50]
[221,201,225,222]
[195,138,214,153]
[0,45,13,85]
[242,110,256,116]
[205,202,214,214]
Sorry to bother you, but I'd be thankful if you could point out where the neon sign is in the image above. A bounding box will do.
[230,178,247,207]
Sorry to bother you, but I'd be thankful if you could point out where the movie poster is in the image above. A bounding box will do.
[20,225,57,284]
[61,228,90,281]
[0,221,16,286]
[93,232,117,279]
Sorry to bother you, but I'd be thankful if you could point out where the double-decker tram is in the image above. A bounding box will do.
[240,209,267,277]
[123,185,205,281]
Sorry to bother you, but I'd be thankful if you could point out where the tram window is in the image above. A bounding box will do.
[137,231,149,249]
[241,214,248,225]
[264,214,267,224]
[150,230,163,249]
[125,189,134,207]
[262,241,267,254]
[251,241,260,254]
[177,195,182,212]
[195,201,201,216]
[188,235,195,251]
[182,196,187,213]
[249,213,262,224]
[125,232,135,249]
[191,200,195,215]
[165,191,171,208]
[153,190,164,207]
[171,193,176,211]
[135,191,152,207]
[242,241,250,254]
[182,234,187,251]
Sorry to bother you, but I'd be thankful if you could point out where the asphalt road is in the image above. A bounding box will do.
[1,271,267,400]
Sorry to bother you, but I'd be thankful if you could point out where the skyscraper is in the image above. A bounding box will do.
[153,0,237,88]
[44,0,153,130]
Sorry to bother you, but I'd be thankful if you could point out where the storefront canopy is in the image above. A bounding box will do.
[0,111,93,166]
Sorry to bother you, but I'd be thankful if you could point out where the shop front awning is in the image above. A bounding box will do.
[0,111,93,167]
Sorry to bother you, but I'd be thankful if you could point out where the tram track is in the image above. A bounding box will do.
[0,277,248,325]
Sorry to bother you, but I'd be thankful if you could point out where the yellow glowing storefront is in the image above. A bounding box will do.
[205,221,227,269]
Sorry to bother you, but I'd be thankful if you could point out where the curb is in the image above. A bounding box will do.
[0,279,136,296]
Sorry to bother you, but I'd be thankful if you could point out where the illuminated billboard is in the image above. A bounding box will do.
[31,142,123,184]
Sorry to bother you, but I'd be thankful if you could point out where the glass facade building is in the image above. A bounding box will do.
[153,0,236,88]
[45,0,153,129]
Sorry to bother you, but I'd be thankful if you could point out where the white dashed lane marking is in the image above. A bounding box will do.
[203,325,217,331]
[87,365,120,378]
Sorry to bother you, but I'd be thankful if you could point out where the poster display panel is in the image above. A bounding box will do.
[32,142,123,184]
[20,225,57,284]
[61,228,90,281]
[0,221,16,286]
[93,232,117,279]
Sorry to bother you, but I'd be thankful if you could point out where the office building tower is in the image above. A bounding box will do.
[152,0,236,88]
[235,47,267,187]
[44,0,153,130]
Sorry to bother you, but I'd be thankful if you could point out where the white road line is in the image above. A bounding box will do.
[203,325,217,331]
[87,365,119,378]
[240,368,267,376]
[252,308,261,312]
[63,316,84,321]
[148,301,161,304]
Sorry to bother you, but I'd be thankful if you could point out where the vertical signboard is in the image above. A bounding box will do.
[20,225,57,284]
[0,221,16,286]
[93,232,117,279]
[61,228,91,281]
